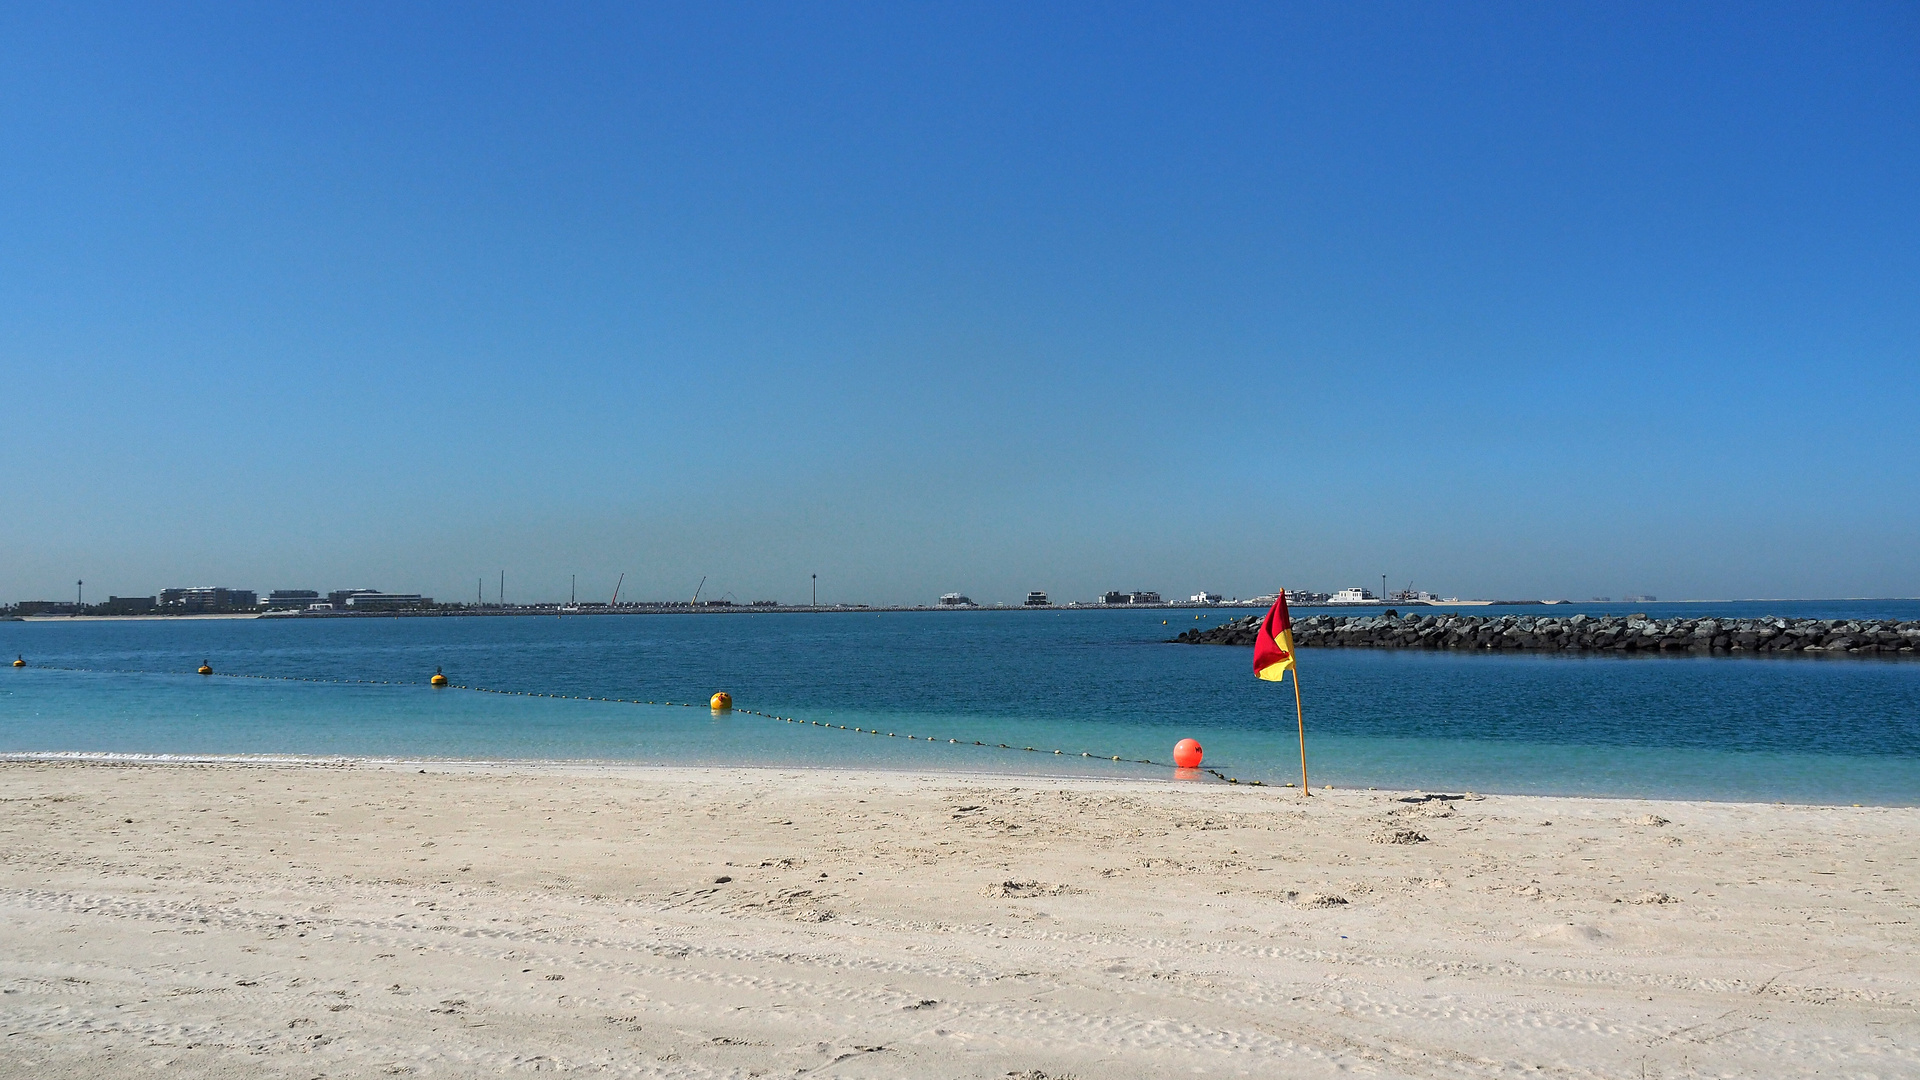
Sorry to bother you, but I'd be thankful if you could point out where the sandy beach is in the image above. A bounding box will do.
[1,760,1915,1078]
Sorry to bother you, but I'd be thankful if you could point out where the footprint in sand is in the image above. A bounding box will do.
[1372,828,1429,845]
[1525,923,1610,945]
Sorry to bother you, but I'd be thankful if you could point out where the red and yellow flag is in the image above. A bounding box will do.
[1253,592,1296,681]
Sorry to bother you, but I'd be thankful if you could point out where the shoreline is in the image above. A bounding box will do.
[0,751,1906,808]
[2,758,1914,1078]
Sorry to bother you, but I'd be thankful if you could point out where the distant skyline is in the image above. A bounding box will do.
[4,3,1917,606]
[11,575,1886,610]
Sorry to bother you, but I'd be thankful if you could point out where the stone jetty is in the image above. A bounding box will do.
[1174,612,1920,656]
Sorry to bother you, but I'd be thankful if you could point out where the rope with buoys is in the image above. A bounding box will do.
[9,661,1267,786]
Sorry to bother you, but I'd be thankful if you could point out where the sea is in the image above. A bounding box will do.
[3,601,1918,805]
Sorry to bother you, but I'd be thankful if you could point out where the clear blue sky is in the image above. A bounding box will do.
[3,2,1916,605]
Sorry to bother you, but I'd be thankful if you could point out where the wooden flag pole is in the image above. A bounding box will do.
[1291,668,1310,796]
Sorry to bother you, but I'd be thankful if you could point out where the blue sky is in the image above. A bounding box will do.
[3,2,1916,605]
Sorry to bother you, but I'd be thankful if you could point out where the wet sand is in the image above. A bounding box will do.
[1,760,1915,1078]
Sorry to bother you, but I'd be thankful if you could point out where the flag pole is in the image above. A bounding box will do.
[1291,668,1310,796]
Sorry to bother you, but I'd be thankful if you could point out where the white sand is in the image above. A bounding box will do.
[1,760,1915,1078]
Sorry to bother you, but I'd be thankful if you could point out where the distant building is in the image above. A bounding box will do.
[1100,591,1129,604]
[101,595,156,614]
[328,589,383,608]
[1623,594,1657,603]
[14,601,75,616]
[264,589,320,610]
[1025,591,1050,606]
[1285,590,1332,605]
[159,587,257,613]
[938,593,976,607]
[1328,587,1379,605]
[1129,591,1162,604]
[1189,591,1223,604]
[342,593,430,611]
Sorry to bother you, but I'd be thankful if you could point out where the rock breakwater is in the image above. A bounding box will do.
[1175,612,1920,656]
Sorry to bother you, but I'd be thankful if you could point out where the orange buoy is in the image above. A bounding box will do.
[430,667,448,687]
[10,655,23,668]
[710,691,732,711]
[197,661,213,676]
[1172,738,1203,768]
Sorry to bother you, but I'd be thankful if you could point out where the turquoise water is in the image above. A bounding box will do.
[3,604,1918,804]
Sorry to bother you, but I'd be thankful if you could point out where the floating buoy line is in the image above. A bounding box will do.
[12,661,1262,786]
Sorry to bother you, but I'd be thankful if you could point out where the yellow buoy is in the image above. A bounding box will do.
[710,691,732,711]
[11,656,23,667]
[430,667,448,688]
[197,661,213,676]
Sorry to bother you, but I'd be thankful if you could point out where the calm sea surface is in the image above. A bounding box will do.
[3,601,1918,804]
